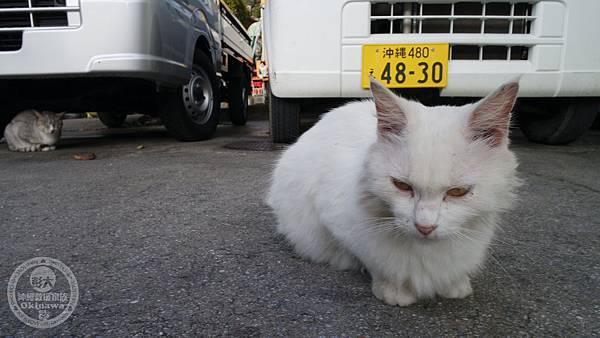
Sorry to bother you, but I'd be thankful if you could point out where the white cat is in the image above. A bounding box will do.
[267,78,520,306]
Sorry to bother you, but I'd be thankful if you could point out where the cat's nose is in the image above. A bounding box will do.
[415,224,437,236]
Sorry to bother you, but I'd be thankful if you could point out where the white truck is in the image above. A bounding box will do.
[0,0,254,141]
[263,0,600,144]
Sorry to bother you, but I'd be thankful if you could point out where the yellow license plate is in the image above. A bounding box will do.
[362,43,449,89]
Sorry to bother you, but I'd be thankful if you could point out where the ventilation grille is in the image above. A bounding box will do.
[451,44,528,60]
[0,0,76,51]
[0,0,75,30]
[371,2,534,35]
[32,0,68,7]
[0,1,29,9]
[0,12,30,28]
[370,2,533,60]
[33,12,68,27]
[0,31,23,51]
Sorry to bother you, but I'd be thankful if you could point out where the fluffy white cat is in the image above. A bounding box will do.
[268,78,520,306]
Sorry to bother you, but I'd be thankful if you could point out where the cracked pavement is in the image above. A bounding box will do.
[0,115,599,336]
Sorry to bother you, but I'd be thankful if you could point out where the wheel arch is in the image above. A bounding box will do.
[194,35,213,65]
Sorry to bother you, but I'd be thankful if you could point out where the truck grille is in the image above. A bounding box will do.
[452,44,528,60]
[0,32,23,51]
[0,1,29,8]
[0,0,79,51]
[371,2,534,35]
[370,1,534,60]
[0,13,30,28]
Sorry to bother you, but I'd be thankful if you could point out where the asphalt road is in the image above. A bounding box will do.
[0,113,599,336]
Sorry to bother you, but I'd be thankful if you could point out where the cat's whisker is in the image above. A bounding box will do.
[357,224,400,236]
[460,229,536,264]
[357,217,397,228]
[453,232,520,284]
[460,228,521,248]
[447,233,463,246]
[352,220,409,238]
[486,251,518,284]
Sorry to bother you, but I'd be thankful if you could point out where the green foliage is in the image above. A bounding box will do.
[244,0,262,18]
[251,3,261,19]
[222,0,254,28]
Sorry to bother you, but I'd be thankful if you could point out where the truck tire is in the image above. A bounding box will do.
[228,74,249,126]
[160,52,221,142]
[519,100,598,145]
[98,112,127,128]
[269,87,300,143]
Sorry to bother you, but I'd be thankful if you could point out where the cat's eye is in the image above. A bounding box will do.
[446,187,471,197]
[392,178,413,192]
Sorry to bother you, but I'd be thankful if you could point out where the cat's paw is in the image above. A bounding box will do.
[24,145,41,152]
[438,277,473,299]
[41,145,56,152]
[372,280,416,306]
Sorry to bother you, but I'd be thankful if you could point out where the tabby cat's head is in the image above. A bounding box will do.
[35,111,65,135]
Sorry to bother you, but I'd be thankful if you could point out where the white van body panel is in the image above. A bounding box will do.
[264,0,600,98]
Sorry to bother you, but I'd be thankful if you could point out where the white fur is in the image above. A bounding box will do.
[268,84,520,306]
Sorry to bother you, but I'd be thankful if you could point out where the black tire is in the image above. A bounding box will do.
[228,74,249,126]
[160,52,221,142]
[263,82,270,107]
[98,112,127,128]
[269,86,300,143]
[519,100,598,145]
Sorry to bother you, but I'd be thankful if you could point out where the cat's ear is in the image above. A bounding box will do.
[57,112,66,119]
[33,110,43,119]
[370,77,407,138]
[469,81,519,147]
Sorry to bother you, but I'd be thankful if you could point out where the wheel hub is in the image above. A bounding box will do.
[183,69,213,124]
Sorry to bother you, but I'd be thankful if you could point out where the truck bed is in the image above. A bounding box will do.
[220,1,254,64]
